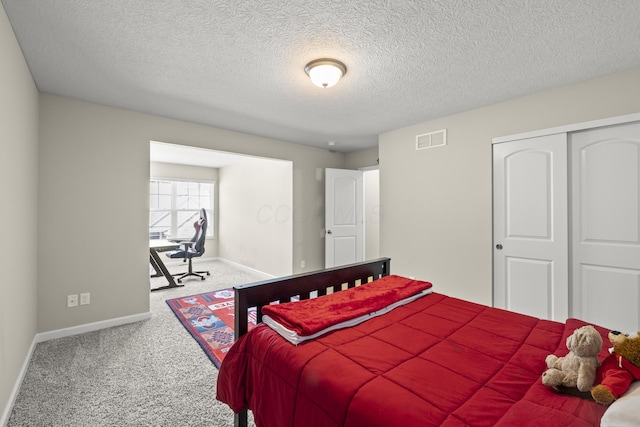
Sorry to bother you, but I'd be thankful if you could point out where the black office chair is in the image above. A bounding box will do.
[165,208,211,283]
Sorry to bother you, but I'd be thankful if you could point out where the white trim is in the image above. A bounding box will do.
[1,337,37,427]
[492,112,640,144]
[214,257,276,279]
[35,312,151,343]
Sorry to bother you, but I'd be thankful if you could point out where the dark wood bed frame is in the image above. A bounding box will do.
[231,257,391,427]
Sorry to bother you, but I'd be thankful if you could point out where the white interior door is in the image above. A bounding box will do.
[570,122,640,331]
[325,168,364,268]
[493,134,569,320]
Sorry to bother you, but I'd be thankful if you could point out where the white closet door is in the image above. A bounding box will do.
[570,121,640,331]
[493,134,568,320]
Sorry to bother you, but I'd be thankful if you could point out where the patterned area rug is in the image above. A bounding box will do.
[166,288,256,369]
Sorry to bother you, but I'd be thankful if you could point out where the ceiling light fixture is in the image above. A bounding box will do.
[304,58,347,89]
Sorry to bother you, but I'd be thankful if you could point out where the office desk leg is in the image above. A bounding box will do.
[149,250,183,291]
[149,254,163,278]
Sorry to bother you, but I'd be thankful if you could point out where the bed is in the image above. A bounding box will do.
[216,258,630,427]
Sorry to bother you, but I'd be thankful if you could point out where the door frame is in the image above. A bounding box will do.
[493,113,640,145]
[325,168,364,268]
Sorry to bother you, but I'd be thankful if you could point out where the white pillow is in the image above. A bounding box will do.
[600,381,640,427]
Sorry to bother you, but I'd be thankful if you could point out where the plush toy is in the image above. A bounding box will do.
[542,325,602,392]
[591,331,640,405]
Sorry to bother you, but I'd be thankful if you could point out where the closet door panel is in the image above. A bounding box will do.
[571,121,640,331]
[504,257,553,320]
[580,265,640,331]
[579,141,638,244]
[493,134,568,321]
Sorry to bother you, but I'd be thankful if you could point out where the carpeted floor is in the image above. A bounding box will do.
[7,259,268,427]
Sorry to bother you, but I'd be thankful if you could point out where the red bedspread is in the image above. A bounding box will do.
[217,293,610,427]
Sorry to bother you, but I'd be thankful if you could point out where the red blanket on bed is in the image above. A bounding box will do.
[262,275,432,336]
[217,292,610,427]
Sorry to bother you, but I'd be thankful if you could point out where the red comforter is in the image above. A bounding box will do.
[217,292,610,427]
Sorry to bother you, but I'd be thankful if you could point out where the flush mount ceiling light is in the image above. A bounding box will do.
[304,58,347,88]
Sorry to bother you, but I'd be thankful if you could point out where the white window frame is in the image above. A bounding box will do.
[149,179,215,240]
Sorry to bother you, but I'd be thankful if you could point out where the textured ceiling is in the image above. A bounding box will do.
[3,1,640,153]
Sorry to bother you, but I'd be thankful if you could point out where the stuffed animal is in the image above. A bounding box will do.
[542,325,602,392]
[591,331,640,405]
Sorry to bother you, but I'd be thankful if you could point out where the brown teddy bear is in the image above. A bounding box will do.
[591,331,640,405]
[542,325,602,392]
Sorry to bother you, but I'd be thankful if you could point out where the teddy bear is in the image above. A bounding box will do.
[542,325,602,392]
[591,331,640,405]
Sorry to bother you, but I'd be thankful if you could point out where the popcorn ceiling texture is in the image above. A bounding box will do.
[3,0,640,151]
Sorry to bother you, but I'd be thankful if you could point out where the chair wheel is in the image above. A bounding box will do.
[201,276,205,280]
[177,279,182,283]
[206,272,211,276]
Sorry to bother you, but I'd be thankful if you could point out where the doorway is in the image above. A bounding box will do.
[150,141,293,280]
[324,167,380,268]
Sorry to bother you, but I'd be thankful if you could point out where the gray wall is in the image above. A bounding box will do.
[380,67,640,306]
[0,4,39,422]
[345,146,378,170]
[37,93,351,335]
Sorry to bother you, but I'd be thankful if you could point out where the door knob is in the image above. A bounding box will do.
[327,230,332,235]
[496,244,503,250]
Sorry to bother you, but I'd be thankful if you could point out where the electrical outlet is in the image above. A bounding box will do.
[80,293,90,305]
[67,294,78,308]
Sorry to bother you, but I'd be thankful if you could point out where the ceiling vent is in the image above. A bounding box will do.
[416,129,447,150]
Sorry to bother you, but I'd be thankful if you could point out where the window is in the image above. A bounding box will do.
[149,180,214,239]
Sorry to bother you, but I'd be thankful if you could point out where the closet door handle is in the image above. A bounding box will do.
[496,244,503,250]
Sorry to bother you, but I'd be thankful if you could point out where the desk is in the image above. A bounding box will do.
[150,240,181,291]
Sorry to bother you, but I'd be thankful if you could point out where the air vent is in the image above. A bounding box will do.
[416,129,447,150]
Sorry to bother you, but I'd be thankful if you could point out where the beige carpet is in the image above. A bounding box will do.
[8,259,267,426]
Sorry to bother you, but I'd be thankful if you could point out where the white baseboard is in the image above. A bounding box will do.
[35,312,152,343]
[214,257,276,279]
[1,336,37,427]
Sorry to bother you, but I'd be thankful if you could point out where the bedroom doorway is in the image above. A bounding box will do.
[324,167,379,268]
[325,168,363,268]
